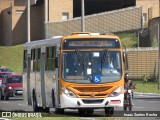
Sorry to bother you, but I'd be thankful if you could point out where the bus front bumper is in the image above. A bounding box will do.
[60,93,124,108]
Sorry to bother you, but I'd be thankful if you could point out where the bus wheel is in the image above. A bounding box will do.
[86,109,94,115]
[43,107,50,113]
[78,109,86,116]
[33,95,42,112]
[52,89,55,107]
[105,107,114,116]
[55,108,64,114]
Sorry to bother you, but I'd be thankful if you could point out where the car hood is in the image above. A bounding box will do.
[7,83,22,89]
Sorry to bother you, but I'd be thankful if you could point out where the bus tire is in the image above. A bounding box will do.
[86,109,94,115]
[32,92,42,112]
[42,107,50,113]
[55,108,64,114]
[52,89,55,107]
[105,107,114,116]
[78,109,86,116]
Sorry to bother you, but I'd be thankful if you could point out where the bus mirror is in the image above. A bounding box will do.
[55,57,58,68]
[123,52,128,70]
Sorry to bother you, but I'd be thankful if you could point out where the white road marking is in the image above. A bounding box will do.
[148,101,160,103]
[2,102,8,104]
[18,104,27,106]
[134,106,145,109]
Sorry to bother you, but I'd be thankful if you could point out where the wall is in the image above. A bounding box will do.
[148,17,160,47]
[12,6,26,45]
[2,7,12,45]
[48,0,73,21]
[0,0,14,45]
[136,0,159,19]
[45,6,142,38]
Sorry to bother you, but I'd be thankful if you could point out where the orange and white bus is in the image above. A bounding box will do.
[23,32,125,115]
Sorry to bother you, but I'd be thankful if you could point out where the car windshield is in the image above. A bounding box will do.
[0,67,13,72]
[0,73,11,80]
[7,76,22,83]
[62,50,122,84]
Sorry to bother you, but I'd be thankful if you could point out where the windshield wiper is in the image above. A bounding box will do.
[101,49,108,70]
[75,50,86,71]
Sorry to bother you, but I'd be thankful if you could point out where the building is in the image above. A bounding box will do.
[0,0,159,46]
[0,0,73,46]
[136,0,160,27]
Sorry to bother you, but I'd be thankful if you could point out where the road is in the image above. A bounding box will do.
[0,94,160,117]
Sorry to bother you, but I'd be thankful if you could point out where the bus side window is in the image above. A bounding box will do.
[23,50,27,72]
[46,46,56,71]
[31,49,35,72]
[33,48,41,72]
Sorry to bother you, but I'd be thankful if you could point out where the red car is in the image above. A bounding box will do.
[0,72,23,100]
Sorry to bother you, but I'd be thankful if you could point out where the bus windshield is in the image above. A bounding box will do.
[62,50,122,84]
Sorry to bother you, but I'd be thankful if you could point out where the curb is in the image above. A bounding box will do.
[134,92,160,96]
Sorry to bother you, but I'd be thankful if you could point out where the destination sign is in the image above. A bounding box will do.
[63,38,120,49]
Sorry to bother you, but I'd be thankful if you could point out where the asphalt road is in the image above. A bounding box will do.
[0,94,160,117]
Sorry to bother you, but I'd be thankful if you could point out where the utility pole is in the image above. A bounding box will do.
[27,0,30,42]
[44,0,48,23]
[44,0,48,38]
[158,22,160,89]
[81,0,85,32]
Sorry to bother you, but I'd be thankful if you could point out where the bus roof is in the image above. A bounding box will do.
[24,36,62,48]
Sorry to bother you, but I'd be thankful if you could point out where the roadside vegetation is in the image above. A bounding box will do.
[0,44,23,74]
[115,32,138,48]
[133,80,160,93]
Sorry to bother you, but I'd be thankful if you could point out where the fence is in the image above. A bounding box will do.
[126,48,158,80]
[45,6,142,38]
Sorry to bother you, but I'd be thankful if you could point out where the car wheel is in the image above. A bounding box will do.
[0,91,4,100]
[4,92,9,100]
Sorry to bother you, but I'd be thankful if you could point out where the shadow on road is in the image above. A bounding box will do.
[4,96,23,101]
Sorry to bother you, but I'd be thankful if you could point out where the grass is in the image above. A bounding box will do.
[0,44,23,74]
[132,80,160,93]
[115,32,138,48]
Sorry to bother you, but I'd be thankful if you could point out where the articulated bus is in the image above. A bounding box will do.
[23,32,125,115]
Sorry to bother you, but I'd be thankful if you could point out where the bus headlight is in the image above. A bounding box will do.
[109,86,123,97]
[61,87,76,98]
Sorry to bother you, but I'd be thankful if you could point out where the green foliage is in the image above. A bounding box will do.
[115,32,138,48]
[152,36,158,47]
[0,44,23,73]
[133,80,160,93]
[142,75,148,84]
